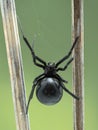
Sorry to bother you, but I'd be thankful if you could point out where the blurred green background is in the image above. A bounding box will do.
[0,0,97,130]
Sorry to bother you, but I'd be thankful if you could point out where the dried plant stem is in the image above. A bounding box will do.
[0,0,30,130]
[72,0,84,130]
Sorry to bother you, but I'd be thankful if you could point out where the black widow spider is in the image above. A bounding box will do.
[18,21,79,114]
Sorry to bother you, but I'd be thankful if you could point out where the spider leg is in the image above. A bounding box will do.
[56,36,79,68]
[26,74,45,114]
[18,18,46,68]
[23,36,46,68]
[55,74,68,83]
[61,84,79,100]
[56,58,74,72]
[26,82,36,114]
[34,73,45,82]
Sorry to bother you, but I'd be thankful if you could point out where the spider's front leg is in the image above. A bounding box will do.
[56,57,74,72]
[23,36,46,68]
[56,36,79,68]
[18,18,46,68]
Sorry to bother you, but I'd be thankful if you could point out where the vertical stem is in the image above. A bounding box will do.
[0,0,30,130]
[72,0,84,130]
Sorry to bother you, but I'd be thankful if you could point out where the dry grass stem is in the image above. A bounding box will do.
[72,0,84,130]
[0,0,30,130]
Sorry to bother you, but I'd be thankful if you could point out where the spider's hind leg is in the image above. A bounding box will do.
[26,82,37,114]
[61,84,79,100]
[26,74,45,114]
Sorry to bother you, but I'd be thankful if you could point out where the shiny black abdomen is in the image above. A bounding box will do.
[36,77,63,105]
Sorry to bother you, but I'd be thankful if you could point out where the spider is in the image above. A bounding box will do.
[19,23,79,113]
[22,35,80,114]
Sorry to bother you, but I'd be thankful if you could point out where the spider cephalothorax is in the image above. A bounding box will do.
[44,62,56,76]
[20,29,79,114]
